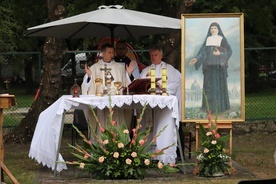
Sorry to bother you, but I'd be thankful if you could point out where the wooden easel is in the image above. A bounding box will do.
[0,94,19,184]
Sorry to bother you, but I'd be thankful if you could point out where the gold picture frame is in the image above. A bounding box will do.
[181,13,245,123]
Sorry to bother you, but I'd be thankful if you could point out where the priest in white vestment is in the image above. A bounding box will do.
[140,46,182,163]
[81,43,132,137]
[140,46,182,115]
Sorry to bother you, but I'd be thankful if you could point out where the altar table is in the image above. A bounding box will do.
[28,95,180,173]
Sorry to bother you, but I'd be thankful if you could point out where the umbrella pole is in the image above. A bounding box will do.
[110,26,114,47]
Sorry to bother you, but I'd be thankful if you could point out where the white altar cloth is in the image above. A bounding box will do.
[132,95,179,165]
[29,95,179,172]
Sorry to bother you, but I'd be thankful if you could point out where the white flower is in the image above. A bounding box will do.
[123,129,129,134]
[206,132,212,136]
[211,140,217,145]
[204,148,209,153]
[103,139,109,145]
[197,153,204,161]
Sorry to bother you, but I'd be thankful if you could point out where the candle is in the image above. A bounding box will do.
[162,68,167,76]
[162,81,167,88]
[150,65,156,90]
[161,64,167,89]
[150,68,155,89]
[102,70,105,86]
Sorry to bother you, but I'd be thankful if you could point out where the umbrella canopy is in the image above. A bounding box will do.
[25,5,181,41]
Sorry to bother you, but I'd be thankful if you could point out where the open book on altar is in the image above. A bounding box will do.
[123,78,161,94]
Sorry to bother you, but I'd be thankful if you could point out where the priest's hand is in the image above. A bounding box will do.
[126,60,135,76]
[84,64,92,77]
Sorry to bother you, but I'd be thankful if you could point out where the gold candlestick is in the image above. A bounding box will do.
[95,77,103,96]
[150,64,156,95]
[161,63,168,96]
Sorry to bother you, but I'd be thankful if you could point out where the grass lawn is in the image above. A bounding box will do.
[2,131,276,184]
[3,87,275,127]
[245,88,276,120]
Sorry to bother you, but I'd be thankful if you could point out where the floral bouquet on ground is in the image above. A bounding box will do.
[193,110,232,177]
[65,98,179,180]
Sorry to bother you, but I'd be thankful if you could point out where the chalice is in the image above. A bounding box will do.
[114,81,122,95]
[95,77,103,96]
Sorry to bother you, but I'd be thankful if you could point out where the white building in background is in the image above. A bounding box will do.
[186,80,202,101]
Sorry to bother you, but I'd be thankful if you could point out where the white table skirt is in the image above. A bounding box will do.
[29,95,179,172]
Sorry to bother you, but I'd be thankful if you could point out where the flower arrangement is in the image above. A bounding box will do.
[65,98,179,180]
[193,110,232,177]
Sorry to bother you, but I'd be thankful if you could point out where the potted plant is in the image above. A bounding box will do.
[65,97,179,180]
[193,110,232,177]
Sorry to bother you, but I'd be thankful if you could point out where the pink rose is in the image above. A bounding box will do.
[118,142,124,148]
[113,152,119,158]
[98,156,105,163]
[139,139,145,146]
[131,152,137,158]
[84,153,90,159]
[111,120,116,126]
[144,159,150,166]
[126,158,132,165]
[103,139,109,145]
[157,162,163,169]
[100,127,105,133]
[215,133,220,139]
[79,162,85,169]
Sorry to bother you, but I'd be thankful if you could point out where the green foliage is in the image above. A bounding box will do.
[195,112,231,177]
[0,4,20,62]
[65,96,179,180]
[194,92,231,176]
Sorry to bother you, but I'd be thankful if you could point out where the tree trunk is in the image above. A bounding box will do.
[4,0,66,144]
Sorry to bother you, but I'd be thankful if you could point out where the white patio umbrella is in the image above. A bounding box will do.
[25,5,181,43]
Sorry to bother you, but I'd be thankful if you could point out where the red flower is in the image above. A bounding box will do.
[215,133,220,139]
[111,120,116,126]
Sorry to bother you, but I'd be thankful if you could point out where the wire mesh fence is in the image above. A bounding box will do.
[1,49,276,128]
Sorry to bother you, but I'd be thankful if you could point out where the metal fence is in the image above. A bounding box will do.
[1,49,275,127]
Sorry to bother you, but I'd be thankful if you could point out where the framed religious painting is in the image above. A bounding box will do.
[181,13,245,123]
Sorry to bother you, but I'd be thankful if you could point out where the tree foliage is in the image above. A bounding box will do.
[0,4,20,63]
[3,0,276,143]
